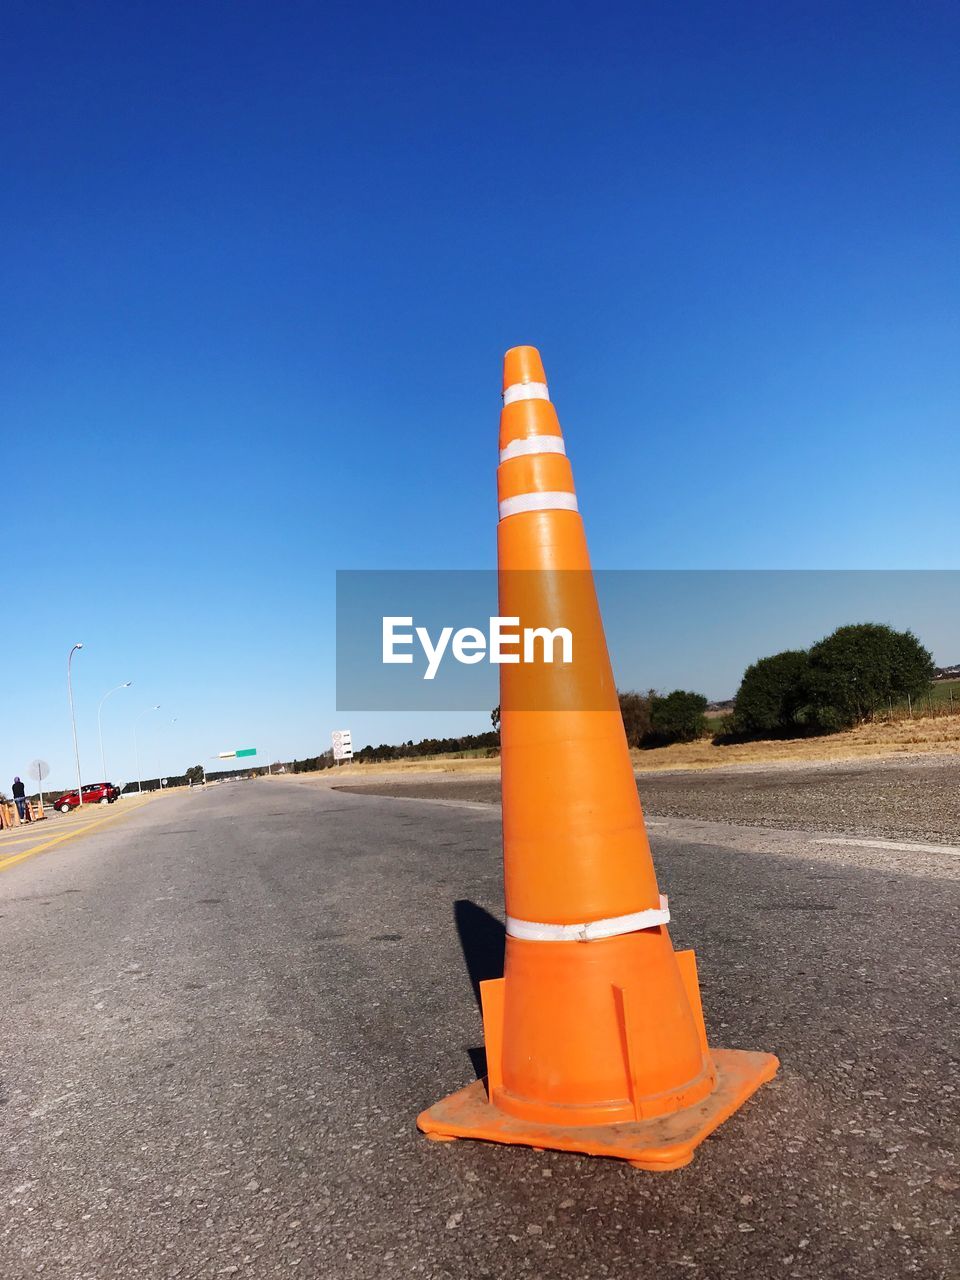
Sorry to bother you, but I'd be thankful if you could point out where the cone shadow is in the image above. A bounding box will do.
[453,900,505,1010]
[454,900,505,1082]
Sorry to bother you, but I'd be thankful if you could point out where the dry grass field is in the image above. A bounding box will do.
[627,709,960,771]
[280,711,960,782]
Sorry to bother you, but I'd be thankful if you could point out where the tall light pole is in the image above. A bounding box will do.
[67,643,84,807]
[98,681,132,782]
[160,718,178,788]
[134,706,160,795]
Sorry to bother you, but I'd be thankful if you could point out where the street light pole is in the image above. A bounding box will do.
[98,681,132,782]
[67,643,84,807]
[134,706,161,795]
[160,718,177,789]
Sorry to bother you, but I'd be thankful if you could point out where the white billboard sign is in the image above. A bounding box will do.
[331,729,354,761]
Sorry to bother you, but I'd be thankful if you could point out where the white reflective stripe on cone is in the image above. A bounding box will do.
[499,435,567,463]
[498,491,579,520]
[506,896,670,942]
[502,381,550,406]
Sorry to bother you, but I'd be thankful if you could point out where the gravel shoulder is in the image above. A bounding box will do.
[334,753,960,845]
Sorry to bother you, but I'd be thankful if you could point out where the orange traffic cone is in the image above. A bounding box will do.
[417,346,779,1170]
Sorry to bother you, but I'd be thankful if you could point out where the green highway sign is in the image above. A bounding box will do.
[236,748,257,758]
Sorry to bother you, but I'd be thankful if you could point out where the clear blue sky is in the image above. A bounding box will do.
[2,2,957,789]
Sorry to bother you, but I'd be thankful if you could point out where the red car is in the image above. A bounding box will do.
[55,782,121,813]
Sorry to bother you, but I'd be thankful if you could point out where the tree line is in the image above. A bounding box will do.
[233,622,939,771]
[619,621,936,746]
[351,731,500,764]
[277,733,502,770]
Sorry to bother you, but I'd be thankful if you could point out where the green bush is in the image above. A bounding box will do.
[711,712,736,740]
[618,689,655,747]
[804,623,934,729]
[646,690,708,745]
[731,649,811,736]
[729,622,936,738]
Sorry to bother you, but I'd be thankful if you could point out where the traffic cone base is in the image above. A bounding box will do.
[480,936,719,1128]
[417,1047,779,1172]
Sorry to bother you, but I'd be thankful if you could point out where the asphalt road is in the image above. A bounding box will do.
[336,753,960,844]
[1,781,957,1278]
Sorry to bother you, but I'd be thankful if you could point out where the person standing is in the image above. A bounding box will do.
[12,776,31,823]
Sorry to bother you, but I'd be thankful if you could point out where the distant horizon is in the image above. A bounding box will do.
[6,569,958,793]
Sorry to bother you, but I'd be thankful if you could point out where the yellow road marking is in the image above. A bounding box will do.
[0,800,153,874]
[1,815,110,841]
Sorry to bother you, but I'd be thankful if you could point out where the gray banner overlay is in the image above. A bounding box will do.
[336,570,957,712]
